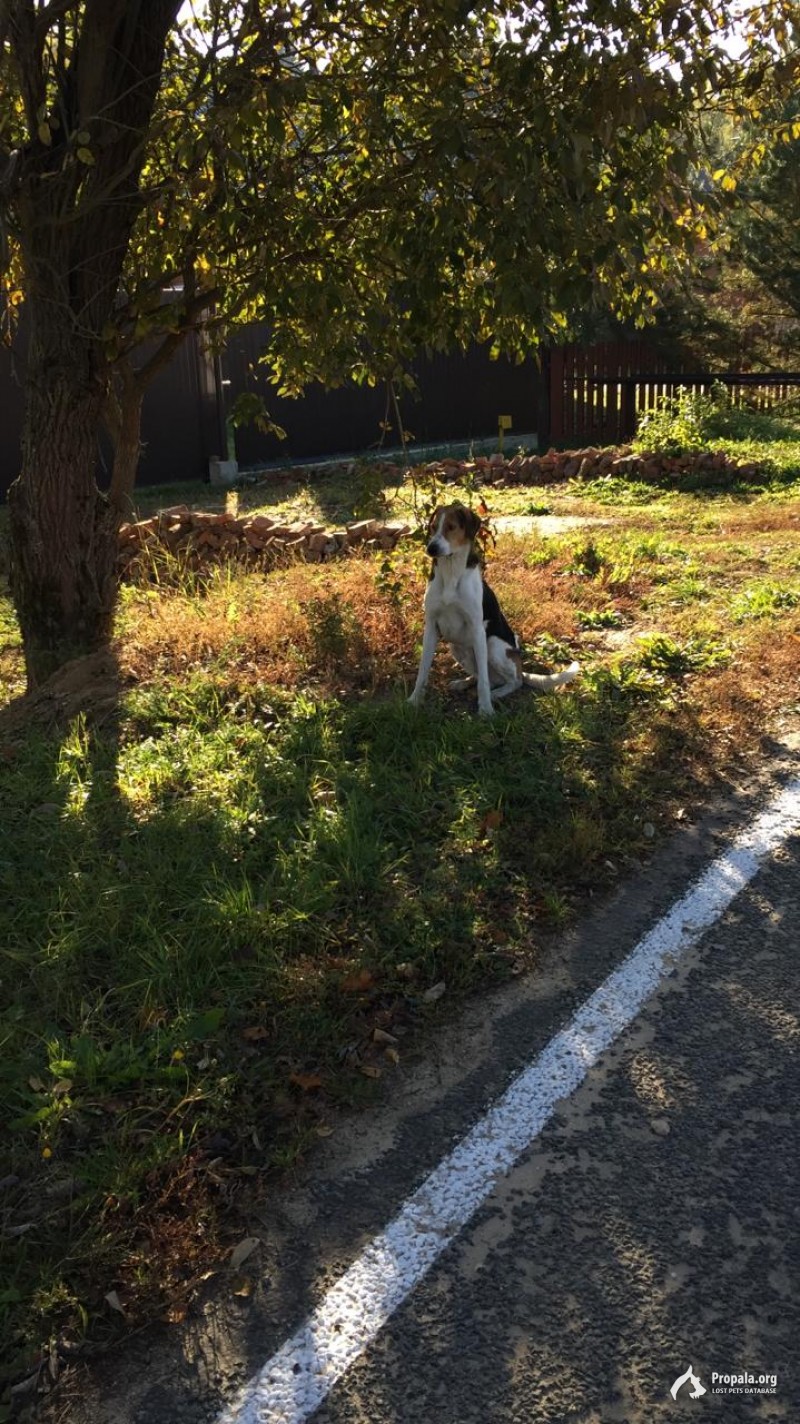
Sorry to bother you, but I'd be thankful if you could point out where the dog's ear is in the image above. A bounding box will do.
[427,507,442,537]
[461,507,482,541]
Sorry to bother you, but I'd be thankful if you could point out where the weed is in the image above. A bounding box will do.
[576,608,624,630]
[303,592,363,666]
[565,539,607,578]
[634,388,717,454]
[731,581,800,621]
[636,633,731,676]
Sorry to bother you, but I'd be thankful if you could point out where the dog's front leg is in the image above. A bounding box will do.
[408,618,439,706]
[472,624,494,717]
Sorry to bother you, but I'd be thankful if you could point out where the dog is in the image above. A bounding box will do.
[408,503,579,717]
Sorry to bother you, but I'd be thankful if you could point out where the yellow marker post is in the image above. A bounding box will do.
[498,414,512,453]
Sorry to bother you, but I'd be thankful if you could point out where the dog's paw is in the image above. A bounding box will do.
[407,693,424,708]
[478,703,495,718]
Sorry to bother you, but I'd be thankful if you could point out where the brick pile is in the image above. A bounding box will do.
[118,508,412,578]
[117,444,763,577]
[423,446,761,486]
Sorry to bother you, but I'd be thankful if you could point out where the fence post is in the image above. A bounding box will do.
[537,346,552,450]
[621,379,637,441]
[549,346,565,445]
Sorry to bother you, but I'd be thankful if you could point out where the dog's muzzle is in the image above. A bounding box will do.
[426,536,450,557]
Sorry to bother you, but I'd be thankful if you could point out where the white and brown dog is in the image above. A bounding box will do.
[408,503,579,717]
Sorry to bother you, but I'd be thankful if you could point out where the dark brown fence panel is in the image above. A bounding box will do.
[0,329,213,500]
[551,340,679,445]
[221,326,542,466]
[133,333,211,488]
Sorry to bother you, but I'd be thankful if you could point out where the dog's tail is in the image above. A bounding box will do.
[521,660,580,692]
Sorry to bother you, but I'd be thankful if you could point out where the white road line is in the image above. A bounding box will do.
[217,778,800,1424]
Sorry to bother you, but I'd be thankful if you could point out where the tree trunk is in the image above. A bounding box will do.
[3,0,182,690]
[8,323,119,690]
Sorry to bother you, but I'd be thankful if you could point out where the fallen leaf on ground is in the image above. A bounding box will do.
[341,969,375,993]
[422,982,446,1003]
[372,1027,398,1045]
[229,1236,260,1271]
[289,1072,324,1092]
[241,1025,269,1042]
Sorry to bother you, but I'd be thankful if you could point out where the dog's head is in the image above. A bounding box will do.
[426,504,482,559]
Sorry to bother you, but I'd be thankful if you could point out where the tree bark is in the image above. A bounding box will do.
[8,320,119,688]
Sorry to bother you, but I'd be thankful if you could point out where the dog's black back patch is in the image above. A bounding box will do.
[482,579,517,648]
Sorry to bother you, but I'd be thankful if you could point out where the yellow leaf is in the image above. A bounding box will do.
[340,968,376,994]
[77,147,96,165]
[721,174,737,191]
[38,123,52,146]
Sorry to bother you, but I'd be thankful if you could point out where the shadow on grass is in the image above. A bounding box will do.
[0,653,713,1398]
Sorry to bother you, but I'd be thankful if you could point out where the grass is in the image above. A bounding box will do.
[1,442,800,1407]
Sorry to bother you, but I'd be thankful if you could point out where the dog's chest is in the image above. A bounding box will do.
[427,571,480,641]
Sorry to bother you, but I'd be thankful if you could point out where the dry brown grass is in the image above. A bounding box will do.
[120,553,424,694]
[118,543,596,694]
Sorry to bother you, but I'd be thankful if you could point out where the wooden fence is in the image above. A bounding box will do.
[548,341,800,446]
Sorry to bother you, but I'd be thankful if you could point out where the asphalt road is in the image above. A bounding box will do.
[59,764,800,1424]
[309,831,800,1424]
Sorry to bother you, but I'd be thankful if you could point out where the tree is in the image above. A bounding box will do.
[0,0,779,687]
[648,21,800,370]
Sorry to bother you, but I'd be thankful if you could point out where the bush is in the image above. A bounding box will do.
[634,388,717,454]
[634,383,800,454]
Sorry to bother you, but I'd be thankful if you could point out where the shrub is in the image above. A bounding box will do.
[635,383,800,454]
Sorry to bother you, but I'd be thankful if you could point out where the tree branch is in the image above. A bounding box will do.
[34,0,79,43]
